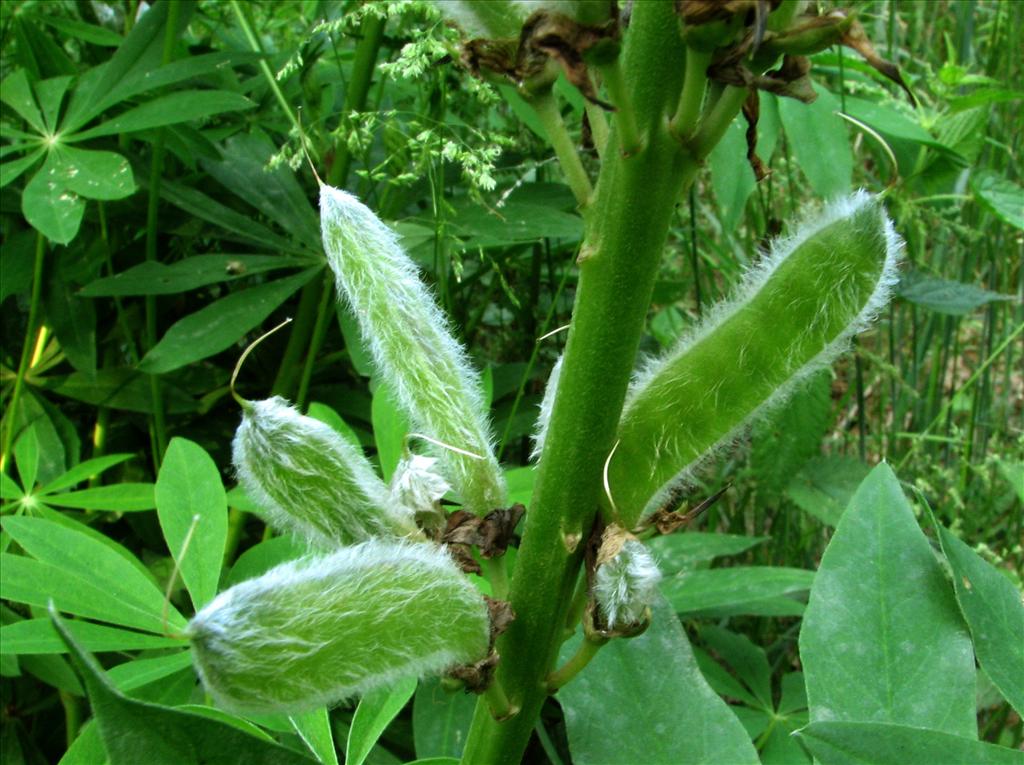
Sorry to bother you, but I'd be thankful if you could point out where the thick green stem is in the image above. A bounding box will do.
[528,90,593,207]
[1,232,46,474]
[460,5,694,762]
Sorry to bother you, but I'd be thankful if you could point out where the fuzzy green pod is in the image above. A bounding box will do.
[233,396,416,548]
[188,540,491,715]
[320,185,506,515]
[608,192,902,523]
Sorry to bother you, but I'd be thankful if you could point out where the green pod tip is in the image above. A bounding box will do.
[187,540,491,715]
[320,184,506,515]
[232,396,417,548]
[609,191,902,524]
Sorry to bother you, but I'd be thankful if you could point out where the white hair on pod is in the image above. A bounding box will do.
[320,186,506,515]
[188,539,490,715]
[232,396,416,548]
[593,533,662,629]
[531,354,564,463]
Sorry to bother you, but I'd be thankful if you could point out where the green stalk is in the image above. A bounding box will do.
[327,13,385,187]
[545,634,606,692]
[460,6,696,762]
[276,15,385,399]
[597,58,640,155]
[528,90,593,207]
[143,0,181,467]
[669,47,711,141]
[1,232,45,474]
[230,0,301,137]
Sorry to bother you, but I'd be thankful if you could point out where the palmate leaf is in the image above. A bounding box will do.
[346,678,417,765]
[0,516,186,634]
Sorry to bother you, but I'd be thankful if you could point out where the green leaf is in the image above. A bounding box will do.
[45,249,97,373]
[39,454,133,494]
[225,535,305,588]
[699,626,772,710]
[971,171,1024,230]
[0,472,22,500]
[936,526,1024,716]
[660,567,814,616]
[22,153,85,245]
[796,722,1024,765]
[31,14,123,46]
[799,464,977,737]
[709,117,756,233]
[751,371,833,500]
[139,268,319,374]
[447,198,583,247]
[290,707,339,765]
[0,517,185,633]
[0,553,178,634]
[71,90,255,140]
[52,145,135,200]
[201,132,320,251]
[0,146,45,188]
[50,368,198,414]
[0,618,184,655]
[346,677,417,765]
[412,677,477,760]
[44,484,156,512]
[59,720,109,765]
[504,466,535,508]
[898,271,1013,315]
[778,85,852,198]
[786,455,871,526]
[307,401,363,450]
[1,69,45,132]
[843,97,950,152]
[107,651,194,692]
[49,609,316,765]
[371,380,411,483]
[80,254,308,296]
[156,438,228,611]
[14,424,39,494]
[647,533,768,575]
[559,595,759,765]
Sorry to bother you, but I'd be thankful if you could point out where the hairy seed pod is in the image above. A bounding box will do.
[188,540,491,715]
[233,396,416,548]
[320,185,506,515]
[609,191,902,524]
[593,525,662,629]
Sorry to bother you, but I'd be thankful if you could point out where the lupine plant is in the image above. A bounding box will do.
[2,2,1022,764]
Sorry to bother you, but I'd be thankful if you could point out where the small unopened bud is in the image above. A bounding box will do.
[233,396,416,548]
[593,525,662,629]
[390,454,451,530]
[188,540,491,715]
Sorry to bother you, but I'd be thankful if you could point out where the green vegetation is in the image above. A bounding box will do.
[1,1,1021,764]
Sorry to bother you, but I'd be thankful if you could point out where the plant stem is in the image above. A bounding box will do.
[669,48,711,141]
[546,635,605,692]
[460,5,697,762]
[483,556,509,601]
[689,85,748,159]
[1,232,45,474]
[143,0,181,468]
[230,0,302,137]
[584,102,609,159]
[296,275,334,409]
[327,13,385,186]
[60,690,81,748]
[598,58,641,155]
[528,90,593,207]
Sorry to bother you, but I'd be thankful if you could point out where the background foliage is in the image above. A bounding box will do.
[1,0,1021,763]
